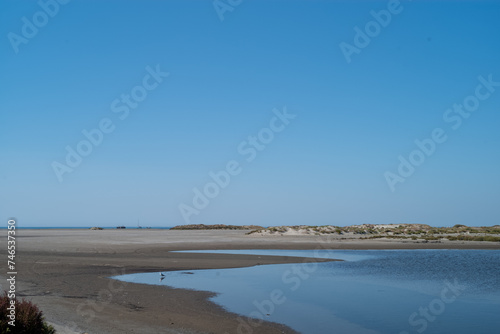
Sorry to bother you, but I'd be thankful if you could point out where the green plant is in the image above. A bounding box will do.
[447,235,500,242]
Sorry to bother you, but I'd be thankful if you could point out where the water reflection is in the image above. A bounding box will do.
[112,250,500,334]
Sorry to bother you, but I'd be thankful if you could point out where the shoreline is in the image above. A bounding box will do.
[2,229,499,334]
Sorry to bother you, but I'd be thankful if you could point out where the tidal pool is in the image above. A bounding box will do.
[112,249,500,334]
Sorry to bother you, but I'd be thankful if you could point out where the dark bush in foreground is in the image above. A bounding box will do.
[0,292,55,334]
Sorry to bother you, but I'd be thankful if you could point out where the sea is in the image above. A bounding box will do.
[112,249,500,334]
[0,226,173,229]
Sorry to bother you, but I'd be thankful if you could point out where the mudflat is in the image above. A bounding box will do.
[1,229,499,334]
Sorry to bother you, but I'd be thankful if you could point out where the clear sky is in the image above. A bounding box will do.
[1,0,499,227]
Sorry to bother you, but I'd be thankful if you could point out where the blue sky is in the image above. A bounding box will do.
[1,0,499,227]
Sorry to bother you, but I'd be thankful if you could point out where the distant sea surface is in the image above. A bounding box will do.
[114,249,500,334]
[0,226,173,229]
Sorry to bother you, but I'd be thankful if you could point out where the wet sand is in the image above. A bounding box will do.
[1,229,499,334]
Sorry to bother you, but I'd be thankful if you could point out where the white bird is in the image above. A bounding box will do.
[160,272,165,277]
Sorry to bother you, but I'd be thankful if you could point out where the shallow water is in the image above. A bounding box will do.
[112,249,500,334]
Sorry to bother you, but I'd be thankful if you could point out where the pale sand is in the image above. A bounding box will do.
[1,229,498,334]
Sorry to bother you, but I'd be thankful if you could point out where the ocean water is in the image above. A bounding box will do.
[112,249,500,334]
[0,226,173,229]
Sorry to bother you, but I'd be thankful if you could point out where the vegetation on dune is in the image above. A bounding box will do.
[247,224,500,242]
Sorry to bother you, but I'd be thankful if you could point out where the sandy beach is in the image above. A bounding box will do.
[1,229,499,334]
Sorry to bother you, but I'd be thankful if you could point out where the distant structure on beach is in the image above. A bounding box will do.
[116,226,126,229]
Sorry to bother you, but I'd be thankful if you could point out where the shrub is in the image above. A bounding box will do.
[0,292,55,334]
[447,235,500,242]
